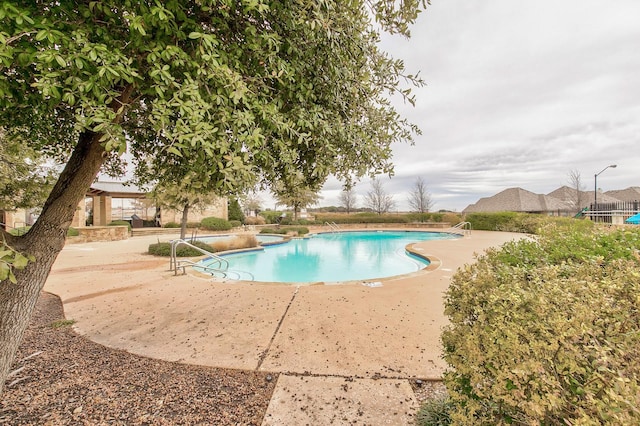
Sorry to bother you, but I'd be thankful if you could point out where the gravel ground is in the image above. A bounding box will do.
[1,292,277,425]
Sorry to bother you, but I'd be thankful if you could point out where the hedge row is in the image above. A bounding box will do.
[313,212,462,225]
[440,224,640,424]
[259,226,309,236]
[148,235,258,257]
[463,212,595,234]
[199,217,232,231]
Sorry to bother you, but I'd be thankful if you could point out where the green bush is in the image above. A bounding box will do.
[148,236,258,257]
[148,240,214,257]
[314,212,409,224]
[67,227,79,237]
[441,224,640,424]
[200,217,232,231]
[228,198,245,222]
[229,220,242,228]
[416,395,452,426]
[9,226,31,236]
[463,212,520,231]
[108,220,131,231]
[406,212,445,223]
[259,210,283,224]
[163,221,181,228]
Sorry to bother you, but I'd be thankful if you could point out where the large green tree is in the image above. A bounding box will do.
[0,0,426,393]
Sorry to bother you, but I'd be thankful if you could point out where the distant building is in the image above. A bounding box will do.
[463,185,640,223]
[462,187,571,215]
[72,181,227,228]
[605,186,640,202]
[547,186,620,210]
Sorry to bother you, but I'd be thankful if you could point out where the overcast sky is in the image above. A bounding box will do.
[304,0,640,212]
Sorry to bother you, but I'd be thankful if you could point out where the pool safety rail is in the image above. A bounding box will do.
[446,221,471,236]
[324,221,340,232]
[169,239,254,281]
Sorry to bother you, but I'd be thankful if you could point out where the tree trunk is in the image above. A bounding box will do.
[180,203,190,240]
[0,130,109,394]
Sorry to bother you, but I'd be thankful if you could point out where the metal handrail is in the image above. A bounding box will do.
[324,221,340,232]
[170,239,255,280]
[170,239,229,273]
[446,221,471,236]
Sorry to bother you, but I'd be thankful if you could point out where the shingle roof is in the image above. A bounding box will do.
[547,186,621,206]
[463,187,571,213]
[605,186,640,202]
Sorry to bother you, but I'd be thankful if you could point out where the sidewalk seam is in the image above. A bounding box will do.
[256,285,299,370]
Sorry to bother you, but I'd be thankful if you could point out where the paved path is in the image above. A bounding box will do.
[45,229,524,425]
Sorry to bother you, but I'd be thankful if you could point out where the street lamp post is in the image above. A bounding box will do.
[594,164,617,220]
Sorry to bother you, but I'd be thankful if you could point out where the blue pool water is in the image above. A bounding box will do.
[200,231,457,283]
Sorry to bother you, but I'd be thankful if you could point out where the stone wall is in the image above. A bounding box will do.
[67,226,129,243]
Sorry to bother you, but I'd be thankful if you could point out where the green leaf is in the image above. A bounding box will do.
[13,253,28,269]
[55,55,66,67]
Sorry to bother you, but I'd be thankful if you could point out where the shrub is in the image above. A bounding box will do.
[259,210,282,224]
[67,227,79,237]
[463,212,520,231]
[245,215,266,225]
[209,234,258,252]
[163,221,180,228]
[148,236,258,257]
[406,212,445,223]
[228,198,245,222]
[314,212,409,224]
[441,224,640,424]
[9,226,31,236]
[416,395,452,426]
[200,217,232,231]
[108,220,131,231]
[229,220,242,228]
[148,240,214,257]
[259,226,309,236]
[441,212,463,225]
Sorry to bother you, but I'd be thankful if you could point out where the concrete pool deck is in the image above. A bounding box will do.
[44,228,525,425]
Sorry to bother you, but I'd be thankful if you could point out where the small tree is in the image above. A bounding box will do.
[568,169,586,210]
[241,192,263,216]
[339,188,358,214]
[152,180,220,240]
[407,176,434,213]
[365,178,395,214]
[228,198,245,223]
[273,176,322,221]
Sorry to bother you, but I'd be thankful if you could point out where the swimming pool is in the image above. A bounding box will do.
[199,230,457,283]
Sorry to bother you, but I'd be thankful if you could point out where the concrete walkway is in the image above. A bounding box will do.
[44,229,524,425]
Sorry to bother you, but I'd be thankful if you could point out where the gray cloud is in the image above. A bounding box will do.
[262,1,640,212]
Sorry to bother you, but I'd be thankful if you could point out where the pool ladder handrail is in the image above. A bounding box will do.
[446,221,471,237]
[169,239,255,280]
[324,221,340,233]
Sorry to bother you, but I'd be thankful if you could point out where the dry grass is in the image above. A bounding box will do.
[210,235,258,252]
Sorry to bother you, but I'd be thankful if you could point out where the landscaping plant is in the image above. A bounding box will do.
[440,223,640,424]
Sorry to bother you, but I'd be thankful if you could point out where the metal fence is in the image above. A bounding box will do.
[589,201,640,223]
